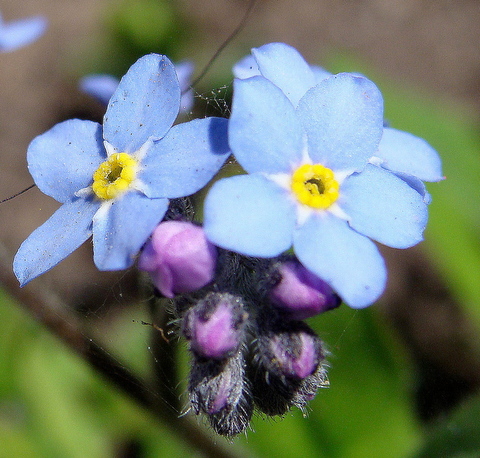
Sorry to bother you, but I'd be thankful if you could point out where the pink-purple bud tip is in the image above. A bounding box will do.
[183,293,246,359]
[138,221,217,298]
[270,332,319,379]
[270,261,341,319]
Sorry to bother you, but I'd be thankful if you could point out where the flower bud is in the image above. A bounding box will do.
[249,314,325,416]
[138,221,217,298]
[188,353,253,436]
[182,292,247,359]
[269,330,321,379]
[270,260,341,319]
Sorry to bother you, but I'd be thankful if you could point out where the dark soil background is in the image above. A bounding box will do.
[1,0,480,423]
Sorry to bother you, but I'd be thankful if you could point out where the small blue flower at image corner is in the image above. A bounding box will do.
[14,53,231,286]
[204,42,443,309]
[0,11,47,52]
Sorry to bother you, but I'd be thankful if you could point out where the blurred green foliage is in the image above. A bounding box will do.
[237,306,421,458]
[386,89,480,330]
[0,291,198,458]
[415,393,480,458]
[0,287,422,457]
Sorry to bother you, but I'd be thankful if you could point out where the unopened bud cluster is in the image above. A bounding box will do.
[139,220,340,436]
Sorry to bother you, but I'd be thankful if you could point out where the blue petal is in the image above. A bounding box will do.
[376,127,443,181]
[92,192,169,270]
[103,54,180,153]
[203,174,296,257]
[311,65,332,84]
[80,74,119,105]
[252,42,317,107]
[0,15,47,52]
[293,213,387,308]
[230,77,304,174]
[13,198,98,286]
[140,117,230,198]
[175,60,194,90]
[296,74,384,171]
[339,164,428,248]
[394,172,432,204]
[233,54,260,79]
[174,61,195,112]
[27,119,105,203]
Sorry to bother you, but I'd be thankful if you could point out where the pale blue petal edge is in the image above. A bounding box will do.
[92,192,169,270]
[233,54,260,79]
[339,164,428,248]
[293,212,387,308]
[203,174,296,257]
[234,47,331,91]
[80,61,194,112]
[376,127,443,182]
[13,198,98,286]
[394,172,432,204]
[252,42,317,107]
[80,74,119,105]
[175,60,195,112]
[311,65,332,84]
[27,119,105,203]
[140,117,230,198]
[297,73,384,171]
[0,16,47,52]
[103,54,180,153]
[229,76,304,174]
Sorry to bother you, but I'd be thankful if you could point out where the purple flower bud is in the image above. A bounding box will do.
[268,329,322,379]
[182,292,247,359]
[138,221,217,298]
[249,315,326,416]
[270,260,341,320]
[189,353,253,436]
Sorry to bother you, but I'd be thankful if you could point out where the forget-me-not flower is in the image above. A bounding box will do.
[0,11,47,52]
[14,54,230,286]
[80,61,195,112]
[233,42,443,195]
[204,67,441,308]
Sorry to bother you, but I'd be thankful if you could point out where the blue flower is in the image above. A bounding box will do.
[233,42,443,191]
[0,11,47,52]
[80,61,195,112]
[14,54,230,286]
[204,70,441,308]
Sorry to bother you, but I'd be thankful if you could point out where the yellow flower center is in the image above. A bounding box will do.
[92,152,138,200]
[291,164,339,209]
